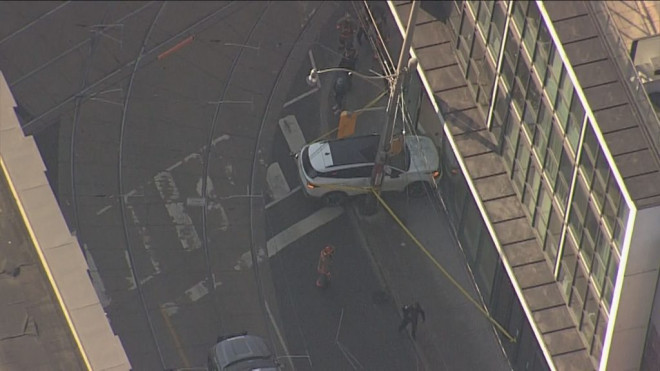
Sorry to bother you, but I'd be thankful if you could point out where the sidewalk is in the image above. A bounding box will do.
[348,192,512,371]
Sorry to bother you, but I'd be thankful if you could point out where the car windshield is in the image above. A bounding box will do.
[386,144,410,171]
[302,147,318,178]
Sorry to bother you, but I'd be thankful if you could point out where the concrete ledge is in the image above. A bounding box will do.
[0,71,131,371]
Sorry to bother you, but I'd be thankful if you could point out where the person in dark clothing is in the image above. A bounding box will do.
[332,47,358,114]
[398,302,426,339]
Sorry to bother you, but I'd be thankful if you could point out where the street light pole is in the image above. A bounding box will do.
[363,1,420,215]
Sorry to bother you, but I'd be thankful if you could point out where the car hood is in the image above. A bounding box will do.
[406,136,439,173]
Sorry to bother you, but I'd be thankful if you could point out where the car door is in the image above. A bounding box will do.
[382,165,407,192]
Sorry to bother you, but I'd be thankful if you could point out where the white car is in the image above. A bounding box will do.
[296,134,441,205]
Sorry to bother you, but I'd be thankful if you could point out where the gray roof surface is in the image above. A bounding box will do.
[0,170,84,371]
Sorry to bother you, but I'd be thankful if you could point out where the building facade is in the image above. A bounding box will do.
[387,1,660,370]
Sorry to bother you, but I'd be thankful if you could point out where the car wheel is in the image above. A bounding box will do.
[405,182,428,198]
[322,191,348,206]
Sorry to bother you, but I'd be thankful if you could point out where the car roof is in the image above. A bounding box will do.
[326,134,379,166]
[211,334,274,369]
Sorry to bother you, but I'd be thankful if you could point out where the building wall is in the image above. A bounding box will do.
[606,205,660,370]
[421,0,655,369]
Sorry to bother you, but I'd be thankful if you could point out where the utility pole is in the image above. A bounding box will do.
[363,1,420,215]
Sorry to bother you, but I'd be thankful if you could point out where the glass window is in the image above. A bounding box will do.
[457,11,476,70]
[512,1,529,34]
[544,67,560,107]
[460,197,483,264]
[581,203,599,267]
[513,140,531,193]
[559,237,578,297]
[592,151,609,212]
[556,93,572,133]
[476,234,499,301]
[534,184,552,238]
[477,0,493,34]
[591,308,608,358]
[614,202,629,249]
[592,227,611,290]
[523,162,541,217]
[488,2,507,57]
[603,252,619,307]
[522,2,541,57]
[545,124,563,187]
[491,83,510,141]
[534,24,552,79]
[580,286,599,343]
[603,176,621,235]
[477,58,496,115]
[503,111,521,168]
[569,263,588,318]
[557,144,575,209]
[569,178,588,237]
[502,31,520,90]
[448,2,463,36]
[544,205,563,263]
[579,146,595,187]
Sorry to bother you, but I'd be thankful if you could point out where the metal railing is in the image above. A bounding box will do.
[586,1,660,164]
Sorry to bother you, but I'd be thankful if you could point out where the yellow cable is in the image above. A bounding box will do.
[371,190,516,343]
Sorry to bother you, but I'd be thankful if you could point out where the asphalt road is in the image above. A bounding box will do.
[0,1,425,370]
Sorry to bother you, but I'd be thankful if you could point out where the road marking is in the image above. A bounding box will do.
[283,86,319,109]
[265,300,294,369]
[266,206,344,257]
[126,201,161,275]
[196,176,229,231]
[266,162,291,200]
[265,185,301,210]
[279,115,306,155]
[184,280,209,302]
[160,304,191,368]
[233,248,266,271]
[158,35,194,60]
[83,243,111,308]
[154,171,202,251]
[95,133,232,215]
[96,205,111,216]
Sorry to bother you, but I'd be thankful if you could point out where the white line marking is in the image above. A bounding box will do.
[124,251,137,290]
[166,160,183,172]
[278,115,306,155]
[265,300,293,368]
[212,134,231,146]
[184,280,209,302]
[265,185,301,210]
[126,202,161,275]
[154,171,202,251]
[266,206,344,257]
[266,163,291,200]
[283,86,319,108]
[184,153,199,162]
[96,205,112,216]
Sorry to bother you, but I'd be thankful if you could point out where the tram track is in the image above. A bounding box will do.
[60,1,326,368]
[19,1,243,135]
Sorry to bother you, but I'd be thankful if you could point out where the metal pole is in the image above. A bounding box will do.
[363,1,420,215]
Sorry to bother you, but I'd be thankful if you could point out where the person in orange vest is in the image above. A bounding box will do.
[336,12,357,51]
[316,245,335,288]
